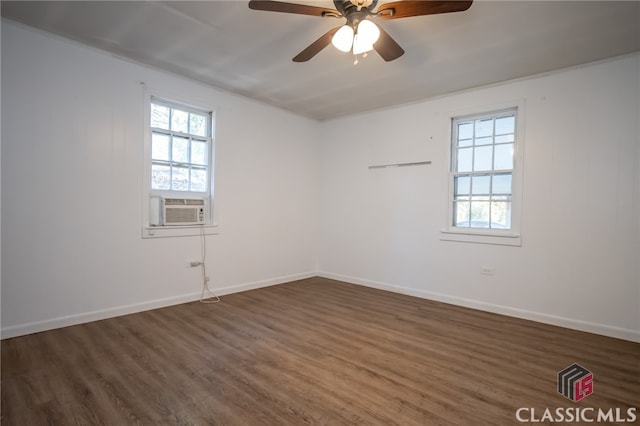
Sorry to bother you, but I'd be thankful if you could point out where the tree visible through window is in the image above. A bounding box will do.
[150,99,211,192]
[451,109,517,230]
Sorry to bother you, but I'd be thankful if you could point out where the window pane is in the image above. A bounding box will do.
[457,148,473,172]
[458,122,473,139]
[171,109,189,133]
[491,201,511,229]
[470,200,490,226]
[494,143,513,170]
[458,122,473,143]
[454,200,470,227]
[474,146,493,171]
[151,103,170,129]
[171,166,189,191]
[492,173,512,195]
[151,164,170,190]
[454,176,470,196]
[472,175,491,195]
[495,115,515,135]
[475,118,493,138]
[191,140,207,166]
[190,113,207,137]
[191,168,207,192]
[172,136,189,163]
[151,133,170,161]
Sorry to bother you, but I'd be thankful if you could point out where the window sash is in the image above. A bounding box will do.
[151,98,211,136]
[450,108,517,231]
[150,99,212,193]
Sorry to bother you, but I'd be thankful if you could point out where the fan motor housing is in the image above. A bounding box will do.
[335,0,378,15]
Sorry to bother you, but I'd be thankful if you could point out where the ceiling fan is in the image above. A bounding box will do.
[248,0,473,62]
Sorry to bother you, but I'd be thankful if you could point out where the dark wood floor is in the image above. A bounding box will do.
[2,277,639,425]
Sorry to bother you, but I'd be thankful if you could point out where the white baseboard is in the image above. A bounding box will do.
[1,271,316,339]
[5,271,637,343]
[317,272,640,343]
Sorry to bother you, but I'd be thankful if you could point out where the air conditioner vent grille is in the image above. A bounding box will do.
[162,198,206,225]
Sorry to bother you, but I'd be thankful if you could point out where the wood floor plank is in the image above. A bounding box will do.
[2,277,639,425]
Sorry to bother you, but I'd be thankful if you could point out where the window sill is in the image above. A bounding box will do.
[440,228,521,246]
[142,224,219,239]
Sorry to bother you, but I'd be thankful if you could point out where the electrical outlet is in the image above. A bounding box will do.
[480,266,494,275]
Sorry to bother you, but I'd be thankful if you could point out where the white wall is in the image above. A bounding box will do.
[318,54,640,341]
[2,20,638,343]
[1,21,319,337]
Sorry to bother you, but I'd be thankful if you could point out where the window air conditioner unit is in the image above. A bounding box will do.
[161,198,205,226]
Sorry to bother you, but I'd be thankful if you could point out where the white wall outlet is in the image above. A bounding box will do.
[480,266,495,275]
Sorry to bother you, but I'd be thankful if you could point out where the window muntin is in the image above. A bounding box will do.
[150,99,211,193]
[451,109,517,230]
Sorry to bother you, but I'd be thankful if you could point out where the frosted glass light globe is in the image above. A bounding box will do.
[352,20,380,55]
[332,25,355,52]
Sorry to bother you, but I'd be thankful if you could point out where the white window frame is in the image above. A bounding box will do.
[150,97,212,195]
[441,101,525,246]
[141,88,219,239]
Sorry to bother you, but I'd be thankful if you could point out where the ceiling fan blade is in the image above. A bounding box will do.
[373,26,404,61]
[293,27,341,62]
[248,0,340,17]
[376,1,472,20]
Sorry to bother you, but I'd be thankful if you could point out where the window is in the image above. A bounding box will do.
[443,106,523,245]
[142,95,217,238]
[150,99,212,193]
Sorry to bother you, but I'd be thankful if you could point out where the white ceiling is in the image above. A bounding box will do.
[2,1,639,120]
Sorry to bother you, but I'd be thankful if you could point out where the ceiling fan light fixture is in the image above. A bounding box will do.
[331,25,354,52]
[357,19,380,44]
[352,19,380,54]
[249,0,473,62]
[352,33,372,55]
